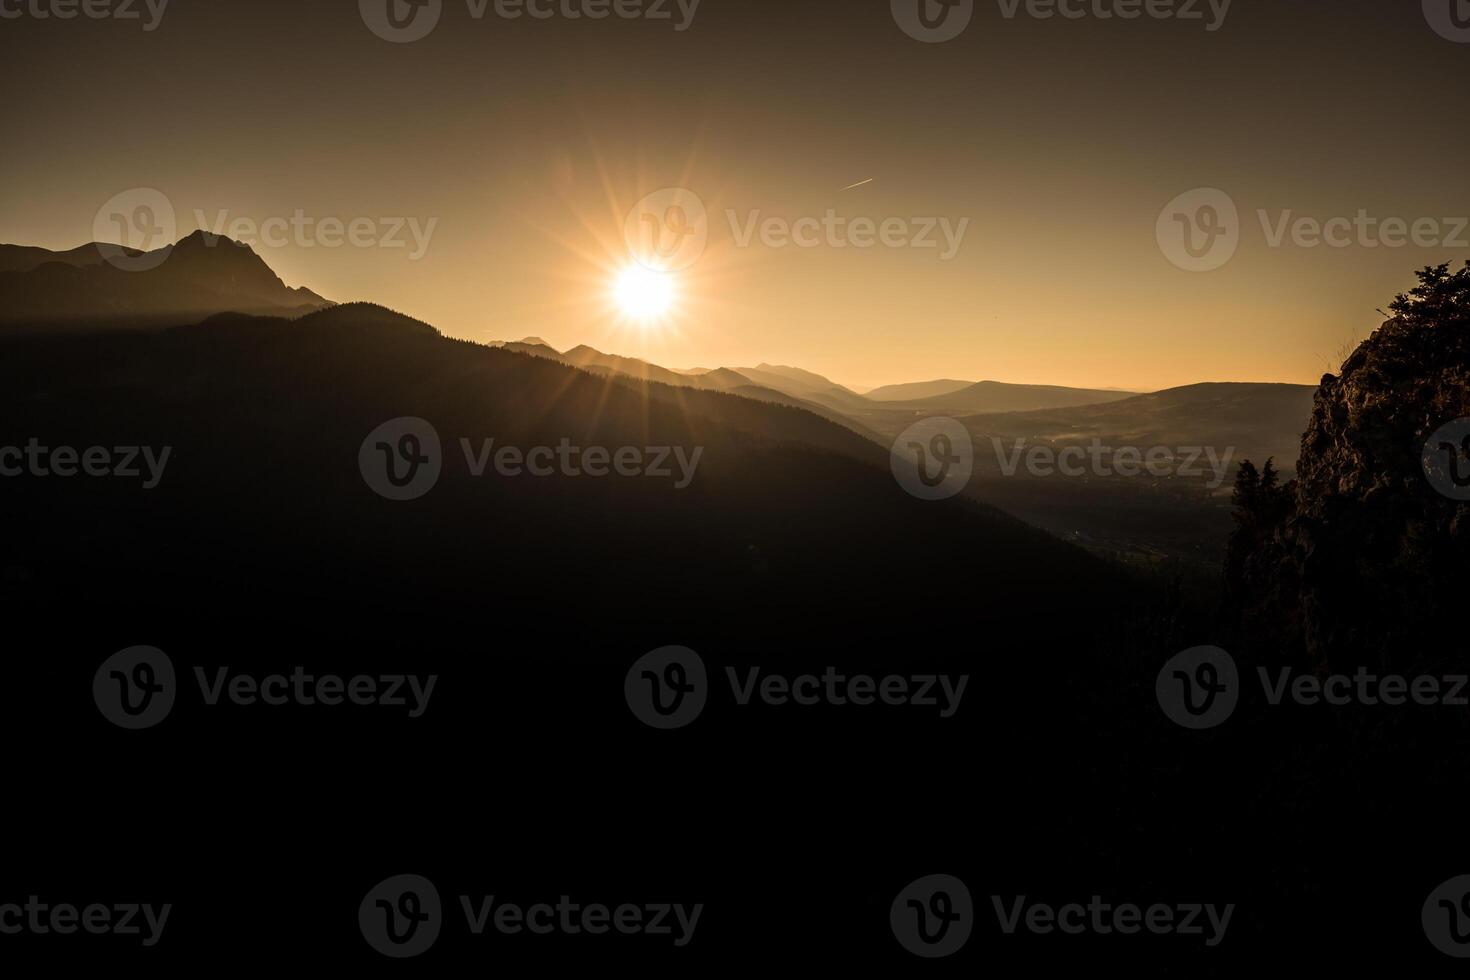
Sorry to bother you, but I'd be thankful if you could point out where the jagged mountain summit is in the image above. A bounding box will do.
[0,231,332,329]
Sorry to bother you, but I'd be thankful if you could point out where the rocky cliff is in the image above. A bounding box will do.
[1227,262,1470,670]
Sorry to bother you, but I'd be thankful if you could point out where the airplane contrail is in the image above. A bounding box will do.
[840,178,874,191]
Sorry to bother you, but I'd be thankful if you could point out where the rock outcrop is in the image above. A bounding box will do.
[1227,262,1470,670]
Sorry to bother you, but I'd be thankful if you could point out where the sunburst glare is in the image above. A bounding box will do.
[613,265,675,321]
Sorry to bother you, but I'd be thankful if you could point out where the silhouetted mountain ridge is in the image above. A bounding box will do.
[0,241,143,272]
[0,232,331,329]
[0,304,1124,635]
[889,379,1140,414]
[864,378,974,402]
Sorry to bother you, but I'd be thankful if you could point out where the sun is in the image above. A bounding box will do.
[613,265,675,320]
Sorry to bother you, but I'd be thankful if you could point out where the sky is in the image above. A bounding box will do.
[1,0,1467,391]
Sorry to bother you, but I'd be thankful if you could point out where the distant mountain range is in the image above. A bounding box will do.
[863,378,973,401]
[488,336,1151,425]
[488,338,883,439]
[956,382,1316,471]
[0,231,1320,566]
[884,380,1140,415]
[0,231,331,328]
[0,241,134,273]
[945,382,1317,564]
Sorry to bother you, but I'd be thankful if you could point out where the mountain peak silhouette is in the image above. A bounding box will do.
[295,301,439,336]
[0,231,332,329]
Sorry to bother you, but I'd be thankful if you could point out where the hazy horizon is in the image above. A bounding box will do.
[4,0,1465,391]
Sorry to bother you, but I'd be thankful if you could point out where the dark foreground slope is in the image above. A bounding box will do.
[0,302,1107,623]
[0,303,1462,971]
[0,304,1150,969]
